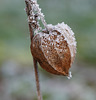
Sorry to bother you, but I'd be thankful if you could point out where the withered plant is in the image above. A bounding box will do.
[25,0,76,100]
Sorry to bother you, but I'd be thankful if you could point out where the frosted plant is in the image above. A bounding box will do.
[25,0,77,100]
[25,0,48,34]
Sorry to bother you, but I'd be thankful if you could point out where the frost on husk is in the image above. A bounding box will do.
[27,0,77,78]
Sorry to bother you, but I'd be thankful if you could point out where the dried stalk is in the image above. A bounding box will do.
[25,0,76,100]
[33,58,42,100]
[25,0,43,100]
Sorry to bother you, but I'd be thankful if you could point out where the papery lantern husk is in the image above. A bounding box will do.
[31,22,76,76]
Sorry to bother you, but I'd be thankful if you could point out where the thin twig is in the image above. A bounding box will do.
[33,58,42,100]
[25,0,43,100]
[25,0,34,40]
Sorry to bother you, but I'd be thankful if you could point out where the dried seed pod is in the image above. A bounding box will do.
[31,22,76,76]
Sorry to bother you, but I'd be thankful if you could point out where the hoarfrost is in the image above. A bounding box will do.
[26,0,48,34]
[39,22,76,65]
[26,0,76,77]
[67,72,72,79]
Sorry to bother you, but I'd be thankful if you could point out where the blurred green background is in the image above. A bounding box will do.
[0,0,96,100]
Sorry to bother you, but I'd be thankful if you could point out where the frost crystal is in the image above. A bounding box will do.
[67,72,72,79]
[46,22,77,64]
[26,0,48,34]
[26,0,77,77]
[37,22,76,77]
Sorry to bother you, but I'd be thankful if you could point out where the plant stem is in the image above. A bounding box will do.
[33,58,42,100]
[25,0,43,100]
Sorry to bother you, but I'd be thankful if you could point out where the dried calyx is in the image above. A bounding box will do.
[25,0,77,79]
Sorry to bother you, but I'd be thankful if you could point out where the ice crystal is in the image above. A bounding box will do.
[26,0,47,34]
[26,0,77,78]
[37,22,76,77]
[67,72,72,79]
[45,22,77,64]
